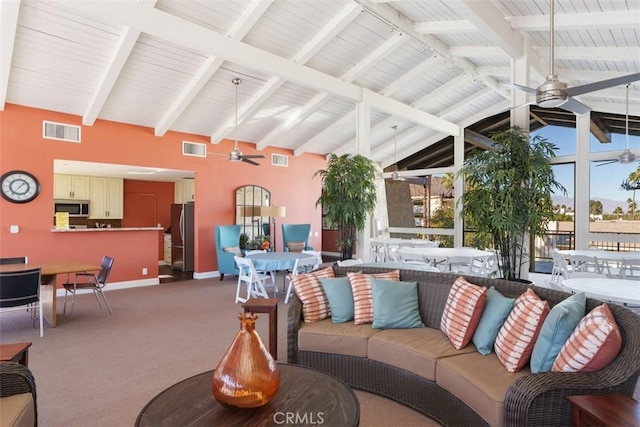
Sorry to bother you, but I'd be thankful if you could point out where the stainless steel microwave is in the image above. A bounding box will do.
[54,200,90,217]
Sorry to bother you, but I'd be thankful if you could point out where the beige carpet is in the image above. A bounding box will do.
[0,277,438,427]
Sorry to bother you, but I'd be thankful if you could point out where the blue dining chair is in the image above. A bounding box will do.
[281,224,313,252]
[215,225,242,280]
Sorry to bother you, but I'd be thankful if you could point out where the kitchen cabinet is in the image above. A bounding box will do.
[54,174,90,200]
[89,177,123,219]
[164,234,172,263]
[174,179,195,203]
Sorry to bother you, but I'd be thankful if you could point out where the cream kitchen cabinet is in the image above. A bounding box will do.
[174,179,195,203]
[89,177,123,219]
[164,234,172,263]
[54,174,90,200]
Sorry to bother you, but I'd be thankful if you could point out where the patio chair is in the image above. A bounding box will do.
[619,258,640,279]
[245,250,276,285]
[284,256,321,304]
[568,254,605,275]
[234,256,276,304]
[550,249,573,285]
[444,256,474,274]
[0,268,43,337]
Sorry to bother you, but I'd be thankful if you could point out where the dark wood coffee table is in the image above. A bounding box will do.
[136,364,359,426]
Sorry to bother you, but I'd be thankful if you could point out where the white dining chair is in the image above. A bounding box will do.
[568,254,605,276]
[618,258,640,279]
[444,256,474,274]
[233,256,276,304]
[245,250,277,286]
[284,256,321,304]
[550,249,573,285]
[336,259,363,266]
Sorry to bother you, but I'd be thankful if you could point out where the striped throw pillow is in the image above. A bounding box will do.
[347,270,400,325]
[440,277,488,350]
[552,304,621,373]
[291,267,335,322]
[494,288,550,372]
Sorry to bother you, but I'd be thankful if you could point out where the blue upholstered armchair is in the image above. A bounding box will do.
[281,224,313,252]
[215,225,242,280]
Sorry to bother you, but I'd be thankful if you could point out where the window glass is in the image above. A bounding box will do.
[531,125,576,156]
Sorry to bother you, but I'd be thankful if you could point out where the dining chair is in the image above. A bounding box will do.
[444,256,474,274]
[281,224,313,252]
[301,250,323,268]
[215,225,242,280]
[568,254,604,275]
[63,255,114,317]
[336,259,363,267]
[0,268,43,337]
[284,256,321,304]
[618,258,640,279]
[398,248,426,263]
[245,250,277,285]
[233,256,276,304]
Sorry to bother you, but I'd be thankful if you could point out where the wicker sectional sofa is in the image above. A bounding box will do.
[286,265,640,427]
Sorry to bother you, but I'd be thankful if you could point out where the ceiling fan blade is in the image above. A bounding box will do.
[594,160,618,167]
[560,98,591,115]
[241,157,260,166]
[507,83,537,95]
[241,154,265,159]
[566,72,640,97]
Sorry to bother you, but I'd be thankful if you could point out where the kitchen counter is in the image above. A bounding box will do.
[51,227,163,233]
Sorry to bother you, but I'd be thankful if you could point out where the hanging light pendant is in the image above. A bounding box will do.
[230,78,242,162]
[391,125,405,181]
[618,84,636,164]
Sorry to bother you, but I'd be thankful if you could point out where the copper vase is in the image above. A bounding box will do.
[212,312,280,408]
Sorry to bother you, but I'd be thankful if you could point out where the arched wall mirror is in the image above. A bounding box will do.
[235,185,270,242]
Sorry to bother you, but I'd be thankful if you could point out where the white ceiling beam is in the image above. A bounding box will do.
[414,19,475,34]
[415,11,640,35]
[256,31,408,149]
[156,0,272,137]
[83,26,141,126]
[293,57,443,156]
[507,10,640,31]
[65,1,362,101]
[536,47,640,61]
[0,0,20,110]
[412,74,469,110]
[450,46,508,58]
[209,1,360,144]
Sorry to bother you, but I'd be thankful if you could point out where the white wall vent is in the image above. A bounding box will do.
[42,121,81,142]
[271,153,288,167]
[182,141,207,158]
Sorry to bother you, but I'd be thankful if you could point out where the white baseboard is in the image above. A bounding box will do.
[55,278,160,297]
[193,270,220,280]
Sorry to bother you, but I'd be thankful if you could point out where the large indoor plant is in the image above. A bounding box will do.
[458,127,565,280]
[315,154,377,260]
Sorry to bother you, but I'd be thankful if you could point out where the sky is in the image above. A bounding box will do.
[531,125,640,204]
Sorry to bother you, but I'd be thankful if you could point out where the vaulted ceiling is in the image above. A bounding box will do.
[2,0,639,169]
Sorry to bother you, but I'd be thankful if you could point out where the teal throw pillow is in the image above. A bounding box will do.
[320,277,354,323]
[371,279,424,329]
[472,286,515,355]
[530,292,586,373]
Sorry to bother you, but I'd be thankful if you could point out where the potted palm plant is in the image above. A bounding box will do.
[458,127,565,280]
[315,154,377,260]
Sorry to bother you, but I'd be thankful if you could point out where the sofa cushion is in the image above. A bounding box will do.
[297,318,380,357]
[347,270,400,325]
[292,267,335,322]
[440,277,487,350]
[530,292,586,373]
[368,328,475,381]
[552,303,622,373]
[494,288,550,372]
[372,279,424,329]
[287,241,306,252]
[0,393,35,427]
[320,277,354,323]
[436,351,529,427]
[472,286,515,355]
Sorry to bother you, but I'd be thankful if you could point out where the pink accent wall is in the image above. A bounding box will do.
[0,104,325,283]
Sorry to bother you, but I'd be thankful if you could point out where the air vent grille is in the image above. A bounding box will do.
[43,121,81,142]
[182,141,207,158]
[271,153,288,167]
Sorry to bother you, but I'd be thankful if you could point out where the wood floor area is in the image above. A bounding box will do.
[158,263,193,283]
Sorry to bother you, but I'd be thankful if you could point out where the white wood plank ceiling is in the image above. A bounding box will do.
[1,0,639,169]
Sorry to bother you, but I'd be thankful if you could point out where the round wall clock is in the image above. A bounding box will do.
[1,170,41,203]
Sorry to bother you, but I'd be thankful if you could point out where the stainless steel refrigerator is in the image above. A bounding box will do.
[171,202,194,271]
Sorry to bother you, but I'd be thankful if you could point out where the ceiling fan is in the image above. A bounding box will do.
[227,78,265,166]
[510,0,640,115]
[388,125,429,186]
[596,84,637,167]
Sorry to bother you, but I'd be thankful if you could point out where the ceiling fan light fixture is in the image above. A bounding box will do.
[229,147,242,162]
[536,75,568,108]
[618,149,636,165]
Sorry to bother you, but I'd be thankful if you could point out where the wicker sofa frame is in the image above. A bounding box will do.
[0,361,37,426]
[287,266,640,427]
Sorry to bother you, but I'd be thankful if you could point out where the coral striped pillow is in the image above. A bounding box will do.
[440,277,488,350]
[494,288,550,372]
[347,270,400,325]
[552,304,621,373]
[291,267,335,322]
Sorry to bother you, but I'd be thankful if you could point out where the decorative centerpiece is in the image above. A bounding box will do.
[212,313,280,408]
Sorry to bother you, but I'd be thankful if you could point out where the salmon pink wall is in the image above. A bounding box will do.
[0,104,325,282]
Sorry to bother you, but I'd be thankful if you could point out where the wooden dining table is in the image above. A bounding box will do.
[0,261,100,327]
